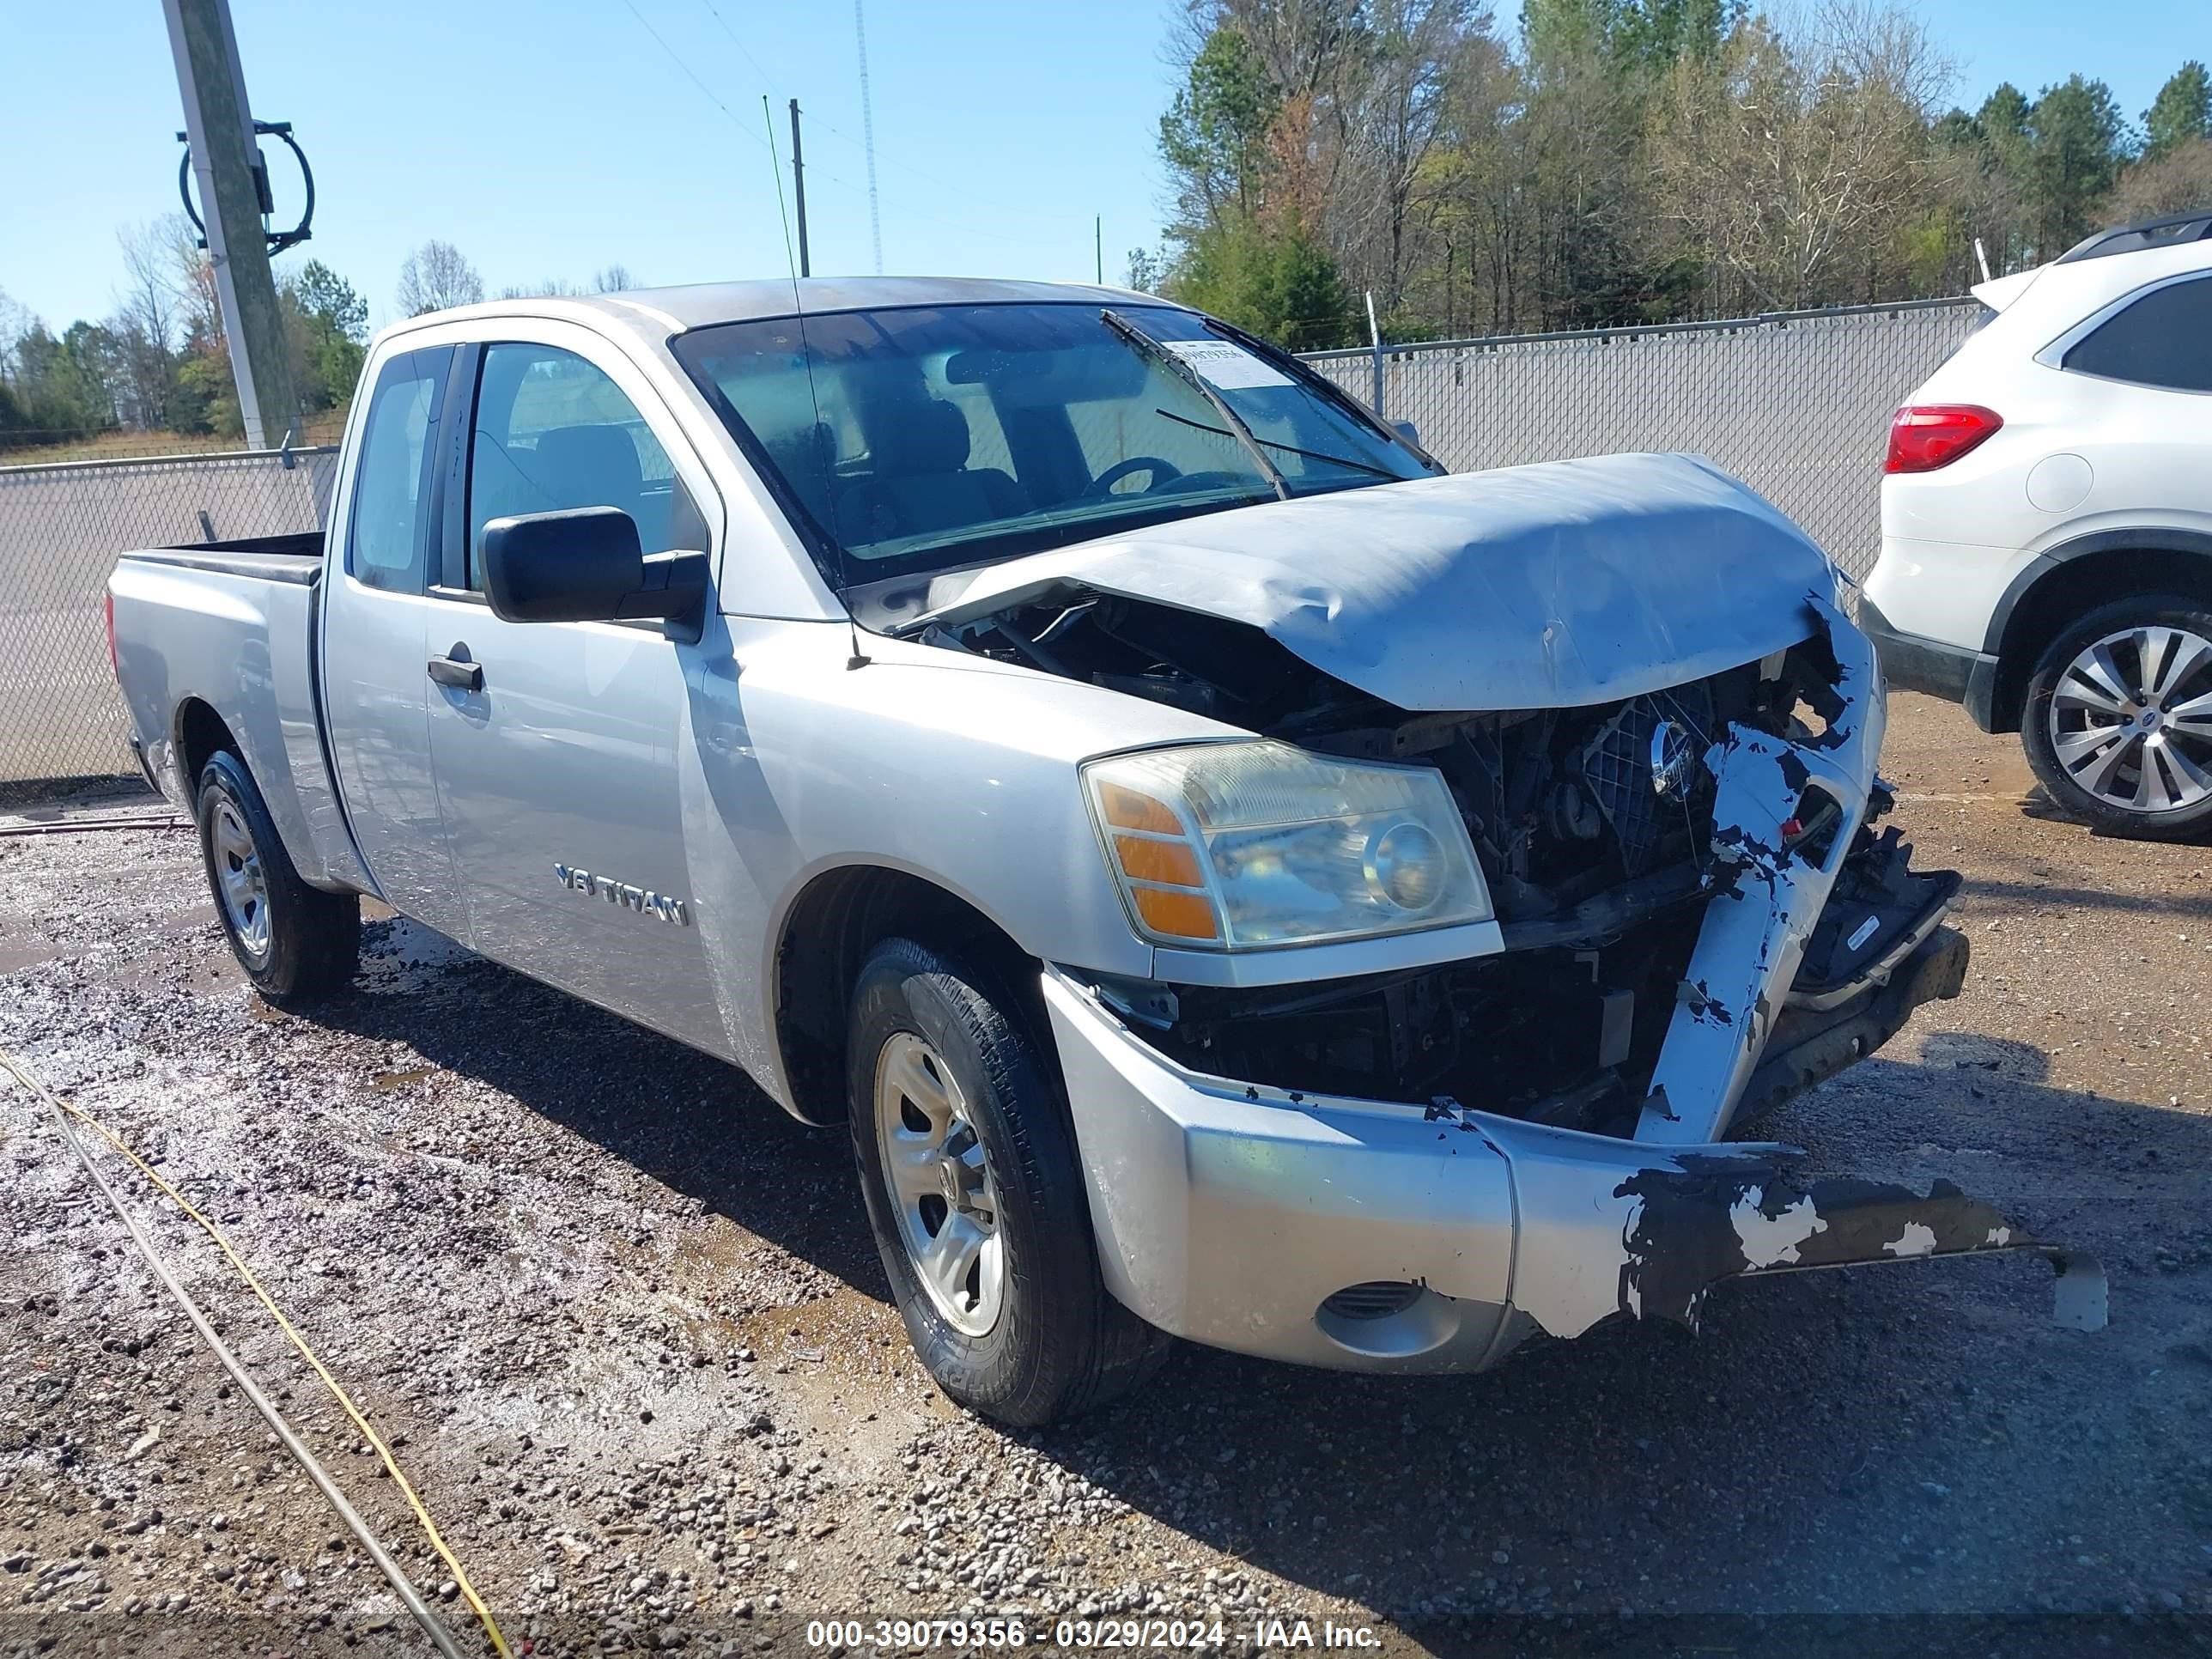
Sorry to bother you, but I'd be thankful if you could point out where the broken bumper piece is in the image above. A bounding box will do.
[1044,968,2106,1374]
[1611,1160,2106,1334]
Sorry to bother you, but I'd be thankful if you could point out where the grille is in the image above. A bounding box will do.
[1580,684,1717,876]
[1581,700,1665,873]
[1320,1281,1425,1321]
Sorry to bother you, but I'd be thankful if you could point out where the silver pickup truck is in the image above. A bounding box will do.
[109,278,2088,1426]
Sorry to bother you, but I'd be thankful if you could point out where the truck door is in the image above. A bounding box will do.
[421,332,725,1053]
[319,345,474,939]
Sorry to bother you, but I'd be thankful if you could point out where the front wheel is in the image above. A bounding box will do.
[196,751,362,1002]
[846,936,1166,1426]
[2021,597,2212,842]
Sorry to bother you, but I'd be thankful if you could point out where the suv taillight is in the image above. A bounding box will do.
[1886,404,2002,473]
[104,592,119,681]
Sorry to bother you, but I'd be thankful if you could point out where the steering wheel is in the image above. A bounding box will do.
[1085,455,1183,498]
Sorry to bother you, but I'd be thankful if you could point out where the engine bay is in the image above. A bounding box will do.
[929,591,1958,1136]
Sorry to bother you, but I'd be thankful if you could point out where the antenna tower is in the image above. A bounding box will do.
[854,0,883,273]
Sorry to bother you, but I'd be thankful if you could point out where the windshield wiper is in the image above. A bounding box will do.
[1150,408,1403,483]
[1100,308,1291,501]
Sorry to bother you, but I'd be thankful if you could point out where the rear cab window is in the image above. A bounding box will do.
[347,349,451,592]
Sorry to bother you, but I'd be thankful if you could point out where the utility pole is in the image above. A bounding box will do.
[161,0,300,450]
[789,99,811,278]
[1095,216,1103,285]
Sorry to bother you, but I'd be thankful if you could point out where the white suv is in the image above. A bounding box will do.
[1862,211,2212,840]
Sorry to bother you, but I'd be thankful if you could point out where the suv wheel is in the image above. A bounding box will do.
[196,751,362,1000]
[2022,597,2212,841]
[846,936,1167,1426]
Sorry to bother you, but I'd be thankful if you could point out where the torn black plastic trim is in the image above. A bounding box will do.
[1735,925,1971,1131]
[1609,1157,2104,1334]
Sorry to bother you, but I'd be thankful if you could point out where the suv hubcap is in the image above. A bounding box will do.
[2048,625,2212,814]
[872,1031,1004,1337]
[210,799,271,960]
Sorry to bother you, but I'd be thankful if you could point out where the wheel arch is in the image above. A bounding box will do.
[770,861,1047,1127]
[173,696,243,795]
[1985,531,2212,732]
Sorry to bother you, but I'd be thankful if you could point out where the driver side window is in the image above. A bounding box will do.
[465,343,705,588]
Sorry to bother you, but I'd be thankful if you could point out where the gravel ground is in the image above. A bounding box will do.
[2,692,2209,1658]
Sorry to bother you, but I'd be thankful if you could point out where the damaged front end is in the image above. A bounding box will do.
[916,456,2102,1368]
[959,581,1957,1146]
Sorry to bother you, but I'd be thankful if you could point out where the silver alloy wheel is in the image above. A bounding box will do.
[2048,624,2212,814]
[210,798,271,962]
[872,1030,1005,1337]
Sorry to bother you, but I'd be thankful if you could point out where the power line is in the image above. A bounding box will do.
[696,0,780,94]
[804,108,1110,261]
[623,0,1080,269]
[614,0,769,151]
[790,154,1005,243]
[806,111,1009,225]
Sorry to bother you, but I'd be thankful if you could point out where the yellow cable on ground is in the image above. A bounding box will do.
[1,1051,511,1659]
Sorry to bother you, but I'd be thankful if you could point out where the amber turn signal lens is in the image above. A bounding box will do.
[1097,781,1182,835]
[1133,886,1219,940]
[1114,835,1204,887]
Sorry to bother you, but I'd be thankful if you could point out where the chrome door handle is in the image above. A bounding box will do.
[427,646,482,691]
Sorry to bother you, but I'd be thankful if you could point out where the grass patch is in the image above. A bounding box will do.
[0,413,348,468]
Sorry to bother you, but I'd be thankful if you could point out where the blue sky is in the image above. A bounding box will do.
[1,0,2203,335]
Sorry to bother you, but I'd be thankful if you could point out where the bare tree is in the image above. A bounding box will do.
[592,264,638,292]
[0,289,31,384]
[161,216,222,349]
[397,240,485,317]
[106,219,205,429]
[1647,3,1953,310]
[2113,137,2212,220]
[114,222,180,361]
[1330,0,1470,315]
[495,278,583,301]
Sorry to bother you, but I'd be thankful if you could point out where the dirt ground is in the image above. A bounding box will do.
[2,692,2209,1658]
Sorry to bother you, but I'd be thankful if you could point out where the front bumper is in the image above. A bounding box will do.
[1044,600,2103,1372]
[1046,963,2102,1371]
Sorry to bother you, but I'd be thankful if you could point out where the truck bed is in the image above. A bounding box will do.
[119,532,325,586]
[108,532,369,896]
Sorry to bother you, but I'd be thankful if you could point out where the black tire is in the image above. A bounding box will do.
[195,751,362,1003]
[2021,594,2212,842]
[846,936,1167,1427]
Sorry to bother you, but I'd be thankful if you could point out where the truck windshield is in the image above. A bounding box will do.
[672,302,1433,589]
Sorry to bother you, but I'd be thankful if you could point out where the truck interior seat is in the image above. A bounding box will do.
[529,424,647,530]
[833,398,1027,547]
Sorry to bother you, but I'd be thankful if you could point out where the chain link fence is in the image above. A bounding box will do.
[0,447,338,787]
[1299,296,1986,582]
[0,297,1983,792]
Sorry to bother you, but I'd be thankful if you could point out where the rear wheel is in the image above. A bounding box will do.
[2022,597,2212,842]
[846,936,1166,1426]
[195,751,362,1002]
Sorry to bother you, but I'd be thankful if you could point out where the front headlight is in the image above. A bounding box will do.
[1081,740,1494,950]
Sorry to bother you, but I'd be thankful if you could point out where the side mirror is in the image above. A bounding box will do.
[480,506,708,641]
[1392,419,1421,447]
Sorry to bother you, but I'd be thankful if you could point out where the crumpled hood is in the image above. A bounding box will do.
[916,452,1839,711]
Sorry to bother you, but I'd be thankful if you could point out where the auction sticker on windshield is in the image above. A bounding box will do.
[1164,338,1295,389]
